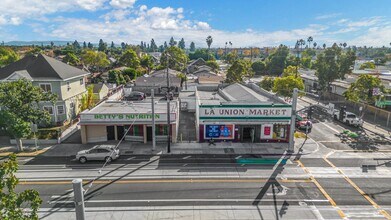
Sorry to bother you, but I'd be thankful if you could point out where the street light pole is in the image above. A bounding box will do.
[288,88,298,153]
[166,53,171,153]
[151,89,156,151]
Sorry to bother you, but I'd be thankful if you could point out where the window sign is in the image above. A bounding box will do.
[261,124,273,139]
[204,125,234,139]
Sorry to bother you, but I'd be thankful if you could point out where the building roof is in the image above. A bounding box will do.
[92,83,109,93]
[197,75,224,84]
[0,54,89,81]
[134,76,181,87]
[87,100,178,114]
[150,68,181,77]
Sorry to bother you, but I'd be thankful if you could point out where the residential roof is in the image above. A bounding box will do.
[150,68,181,77]
[134,76,181,87]
[0,54,89,81]
[197,75,224,84]
[92,83,108,93]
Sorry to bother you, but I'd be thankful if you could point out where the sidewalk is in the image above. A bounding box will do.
[36,137,319,157]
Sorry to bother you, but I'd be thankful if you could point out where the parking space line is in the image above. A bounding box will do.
[323,151,391,219]
[297,160,346,219]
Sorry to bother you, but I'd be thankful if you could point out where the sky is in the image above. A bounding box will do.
[0,0,390,47]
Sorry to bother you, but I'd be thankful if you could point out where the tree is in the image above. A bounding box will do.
[206,60,219,72]
[0,47,19,67]
[0,154,42,219]
[323,43,326,50]
[81,50,110,71]
[0,79,56,151]
[164,41,168,49]
[273,75,304,97]
[251,61,266,75]
[344,74,384,105]
[140,55,154,73]
[224,52,238,64]
[260,76,274,91]
[122,68,141,80]
[282,65,297,77]
[63,52,80,66]
[189,49,215,61]
[342,42,347,48]
[80,85,95,111]
[160,46,188,71]
[150,39,158,52]
[314,46,356,91]
[87,42,93,49]
[313,42,317,49]
[98,39,107,52]
[267,44,289,75]
[83,41,87,49]
[206,36,213,60]
[111,41,115,49]
[307,36,313,49]
[359,62,376,70]
[119,49,140,68]
[190,42,195,52]
[178,38,185,50]
[121,42,126,50]
[226,59,253,83]
[72,40,81,50]
[108,70,126,85]
[169,37,177,47]
[177,72,187,87]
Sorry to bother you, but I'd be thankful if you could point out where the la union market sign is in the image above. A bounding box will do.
[199,105,292,119]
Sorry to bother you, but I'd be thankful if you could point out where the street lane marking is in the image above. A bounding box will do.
[297,160,346,219]
[320,122,340,134]
[19,178,313,185]
[323,151,391,220]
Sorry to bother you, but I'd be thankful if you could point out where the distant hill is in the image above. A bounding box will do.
[4,41,72,46]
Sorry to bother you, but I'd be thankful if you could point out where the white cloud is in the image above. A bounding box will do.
[315,13,341,20]
[110,0,136,9]
[349,25,391,47]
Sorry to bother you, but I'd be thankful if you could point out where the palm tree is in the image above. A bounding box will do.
[307,36,313,49]
[313,42,317,49]
[342,42,347,49]
[206,36,213,60]
[323,43,326,49]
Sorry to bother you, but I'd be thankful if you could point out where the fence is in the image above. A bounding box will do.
[318,92,391,130]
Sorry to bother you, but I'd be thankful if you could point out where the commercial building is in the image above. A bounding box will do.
[196,83,292,143]
[79,100,179,144]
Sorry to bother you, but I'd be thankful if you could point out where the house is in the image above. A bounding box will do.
[0,54,89,125]
[192,65,217,77]
[197,75,224,85]
[92,83,109,101]
[187,58,207,74]
[148,52,162,65]
[149,68,181,78]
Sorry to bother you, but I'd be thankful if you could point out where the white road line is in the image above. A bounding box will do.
[320,122,340,134]
[48,199,330,205]
[183,156,191,159]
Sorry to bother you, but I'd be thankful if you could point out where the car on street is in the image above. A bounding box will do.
[124,91,146,101]
[296,114,312,132]
[76,145,120,163]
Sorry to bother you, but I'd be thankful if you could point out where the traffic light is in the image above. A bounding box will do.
[279,201,290,217]
[308,106,313,119]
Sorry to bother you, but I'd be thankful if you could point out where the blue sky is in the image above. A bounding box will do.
[0,0,390,47]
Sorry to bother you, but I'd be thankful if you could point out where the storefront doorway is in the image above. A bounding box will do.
[147,126,153,142]
[107,126,115,140]
[117,126,125,140]
[242,126,255,142]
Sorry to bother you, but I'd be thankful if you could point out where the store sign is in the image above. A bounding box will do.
[200,106,291,119]
[80,113,176,122]
[261,124,273,139]
[204,124,234,139]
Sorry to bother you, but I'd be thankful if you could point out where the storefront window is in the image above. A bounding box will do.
[273,124,287,140]
[126,125,144,136]
[156,125,168,135]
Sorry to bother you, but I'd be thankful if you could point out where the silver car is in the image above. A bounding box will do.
[76,145,120,164]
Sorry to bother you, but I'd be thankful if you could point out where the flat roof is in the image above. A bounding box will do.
[87,100,178,114]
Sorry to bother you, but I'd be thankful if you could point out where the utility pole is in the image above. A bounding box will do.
[166,53,171,153]
[288,88,298,152]
[72,179,85,220]
[151,89,156,151]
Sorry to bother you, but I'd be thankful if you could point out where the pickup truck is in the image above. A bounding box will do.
[333,110,363,127]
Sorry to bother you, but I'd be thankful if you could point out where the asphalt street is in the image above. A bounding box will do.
[7,99,391,219]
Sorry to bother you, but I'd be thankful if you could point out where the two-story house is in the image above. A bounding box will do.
[0,54,89,125]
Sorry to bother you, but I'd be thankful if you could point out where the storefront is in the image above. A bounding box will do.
[198,104,292,143]
[79,101,178,144]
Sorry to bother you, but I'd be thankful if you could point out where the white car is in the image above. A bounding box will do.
[76,145,120,164]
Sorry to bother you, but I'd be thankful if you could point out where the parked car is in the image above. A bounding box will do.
[76,145,120,164]
[124,91,146,101]
[296,114,312,132]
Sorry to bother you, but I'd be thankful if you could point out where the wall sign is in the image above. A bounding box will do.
[80,113,176,123]
[199,105,291,119]
[204,124,234,139]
